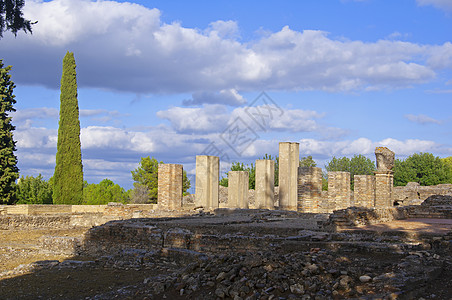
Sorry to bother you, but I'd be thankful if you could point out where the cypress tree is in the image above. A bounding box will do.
[53,52,83,204]
[0,60,19,204]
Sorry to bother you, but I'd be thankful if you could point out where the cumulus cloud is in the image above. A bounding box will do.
[183,89,246,106]
[298,137,443,157]
[11,107,58,123]
[405,114,442,125]
[417,0,452,12]
[0,0,448,94]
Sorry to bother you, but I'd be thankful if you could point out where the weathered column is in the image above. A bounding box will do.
[279,142,299,211]
[374,147,395,208]
[195,155,219,209]
[227,171,249,209]
[255,159,275,209]
[354,175,375,208]
[158,164,183,210]
[328,171,351,211]
[375,172,394,208]
[297,166,322,213]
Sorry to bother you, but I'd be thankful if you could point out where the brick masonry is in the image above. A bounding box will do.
[354,175,376,208]
[375,171,394,208]
[297,166,322,213]
[328,172,351,212]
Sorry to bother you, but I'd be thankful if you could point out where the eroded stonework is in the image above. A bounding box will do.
[375,147,395,172]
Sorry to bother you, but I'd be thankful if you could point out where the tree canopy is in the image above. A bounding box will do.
[83,179,129,205]
[0,0,34,38]
[393,153,452,186]
[0,60,19,204]
[16,174,52,204]
[325,154,376,189]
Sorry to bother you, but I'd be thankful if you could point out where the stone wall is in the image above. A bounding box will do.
[394,183,452,205]
[328,172,350,212]
[354,175,375,208]
[297,167,322,213]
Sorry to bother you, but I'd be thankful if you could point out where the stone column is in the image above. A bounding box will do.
[375,171,394,208]
[297,166,322,213]
[328,171,351,211]
[158,164,183,210]
[278,142,299,211]
[227,171,249,209]
[195,155,219,209]
[255,159,275,209]
[354,175,375,208]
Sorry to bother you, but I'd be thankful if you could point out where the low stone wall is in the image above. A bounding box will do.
[394,183,452,205]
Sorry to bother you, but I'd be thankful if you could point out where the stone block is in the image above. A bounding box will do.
[375,171,393,208]
[227,171,249,209]
[279,142,299,211]
[375,147,395,172]
[158,164,183,210]
[255,159,275,209]
[195,155,219,209]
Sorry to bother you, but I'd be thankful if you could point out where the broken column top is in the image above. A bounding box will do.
[375,147,395,172]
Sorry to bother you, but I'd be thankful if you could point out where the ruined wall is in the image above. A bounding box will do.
[394,183,452,205]
[354,175,375,208]
[328,172,350,211]
[297,167,322,213]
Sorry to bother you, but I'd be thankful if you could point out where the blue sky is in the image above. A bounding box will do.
[1,0,451,190]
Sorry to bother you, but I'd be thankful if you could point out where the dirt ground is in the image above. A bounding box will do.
[1,218,452,299]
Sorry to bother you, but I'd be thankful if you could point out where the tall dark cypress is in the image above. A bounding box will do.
[53,52,83,204]
[0,60,19,204]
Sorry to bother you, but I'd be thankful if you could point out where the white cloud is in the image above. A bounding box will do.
[11,107,58,123]
[0,0,447,94]
[417,0,452,12]
[298,137,443,157]
[183,89,246,106]
[156,105,230,133]
[405,114,442,125]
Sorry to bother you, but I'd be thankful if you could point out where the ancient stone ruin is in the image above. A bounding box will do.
[157,143,401,213]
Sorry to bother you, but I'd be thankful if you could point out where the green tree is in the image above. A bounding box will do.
[0,60,19,204]
[131,156,190,203]
[16,174,52,204]
[0,0,34,38]
[300,155,317,168]
[325,154,376,189]
[442,157,452,183]
[393,152,452,186]
[83,179,129,205]
[53,52,83,204]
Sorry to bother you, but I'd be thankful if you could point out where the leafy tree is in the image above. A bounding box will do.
[325,154,376,189]
[16,174,52,204]
[0,60,19,204]
[393,153,452,186]
[0,0,34,38]
[53,52,83,204]
[131,156,191,203]
[300,155,317,168]
[442,157,452,183]
[83,179,129,205]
